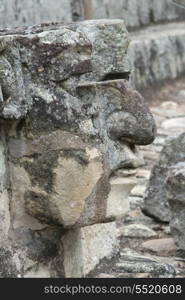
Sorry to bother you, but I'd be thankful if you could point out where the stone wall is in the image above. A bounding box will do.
[90,0,184,29]
[128,22,185,90]
[0,0,184,30]
[89,1,185,90]
[0,0,81,28]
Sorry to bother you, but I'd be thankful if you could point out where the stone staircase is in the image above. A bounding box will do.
[91,0,185,29]
[129,22,185,90]
[88,0,185,90]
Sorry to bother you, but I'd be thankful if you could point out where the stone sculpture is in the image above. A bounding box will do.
[0,19,156,277]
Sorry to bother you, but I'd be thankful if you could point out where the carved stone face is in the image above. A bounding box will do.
[0,20,156,229]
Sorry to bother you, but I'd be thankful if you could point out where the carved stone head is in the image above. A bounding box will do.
[0,20,156,230]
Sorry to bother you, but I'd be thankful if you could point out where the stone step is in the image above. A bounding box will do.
[0,1,184,30]
[129,22,185,90]
[0,0,74,28]
[91,0,185,30]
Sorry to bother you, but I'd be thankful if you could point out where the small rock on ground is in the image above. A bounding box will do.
[129,196,144,210]
[161,117,185,129]
[119,224,157,238]
[131,185,146,197]
[141,238,177,257]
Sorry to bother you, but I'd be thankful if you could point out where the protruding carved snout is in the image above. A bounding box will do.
[106,83,156,145]
[77,79,156,146]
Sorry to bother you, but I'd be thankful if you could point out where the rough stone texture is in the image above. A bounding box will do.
[0,20,156,277]
[76,19,132,81]
[131,184,146,197]
[0,0,74,28]
[90,2,185,90]
[91,0,185,29]
[143,133,185,222]
[1,0,184,30]
[166,162,185,252]
[129,22,185,90]
[62,221,118,277]
[116,248,176,278]
[129,196,144,210]
[0,191,10,240]
[0,246,19,278]
[0,138,6,190]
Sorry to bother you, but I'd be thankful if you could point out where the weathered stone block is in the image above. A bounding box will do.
[144,133,185,222]
[62,221,118,277]
[0,190,10,240]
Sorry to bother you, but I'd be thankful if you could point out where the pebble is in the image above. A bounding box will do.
[162,225,171,235]
[151,101,185,119]
[113,169,137,177]
[161,117,185,129]
[119,224,157,238]
[129,196,144,210]
[121,247,152,258]
[136,169,150,179]
[153,136,165,146]
[151,108,182,119]
[141,150,160,162]
[124,209,156,226]
[143,144,163,153]
[141,238,177,257]
[131,185,146,197]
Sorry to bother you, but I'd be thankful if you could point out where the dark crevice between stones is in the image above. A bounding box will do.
[141,206,169,225]
[102,72,130,82]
